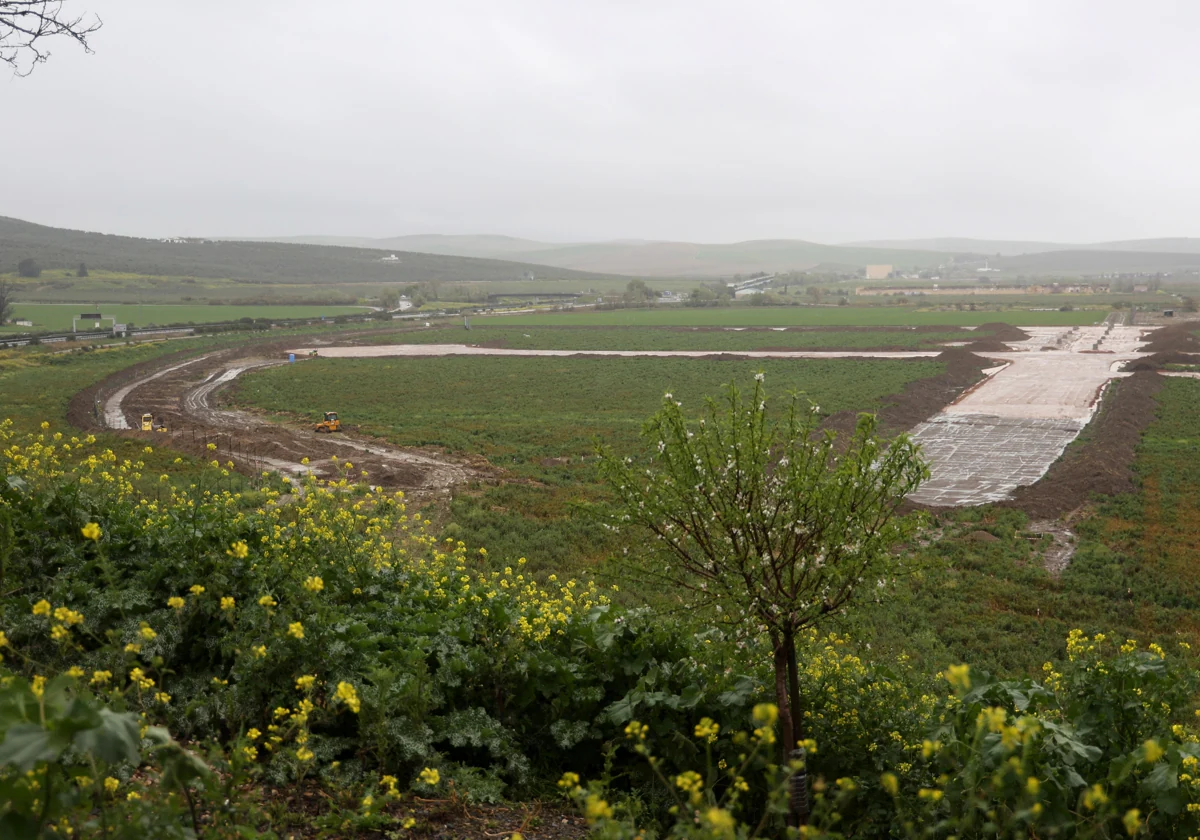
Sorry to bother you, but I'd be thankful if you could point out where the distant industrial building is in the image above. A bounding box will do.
[864,265,893,280]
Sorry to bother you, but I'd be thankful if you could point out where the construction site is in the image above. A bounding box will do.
[69,316,1200,522]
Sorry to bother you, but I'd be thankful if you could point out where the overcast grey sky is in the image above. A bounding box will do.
[3,1,1199,243]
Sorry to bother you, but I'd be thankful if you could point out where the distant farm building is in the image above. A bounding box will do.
[864,265,893,280]
[734,288,765,299]
[856,282,1109,297]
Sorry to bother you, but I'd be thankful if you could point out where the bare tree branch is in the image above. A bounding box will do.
[1,0,100,76]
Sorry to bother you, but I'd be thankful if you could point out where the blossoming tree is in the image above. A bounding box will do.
[598,374,928,760]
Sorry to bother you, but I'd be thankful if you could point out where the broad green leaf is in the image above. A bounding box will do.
[73,709,141,766]
[0,723,64,772]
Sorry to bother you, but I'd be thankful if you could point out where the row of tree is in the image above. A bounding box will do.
[14,259,88,278]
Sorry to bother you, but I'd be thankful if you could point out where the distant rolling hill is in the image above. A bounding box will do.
[849,236,1200,259]
[239,234,963,277]
[257,231,1200,277]
[241,233,564,258]
[15,215,1200,284]
[1083,238,1200,254]
[846,237,1073,257]
[997,249,1200,274]
[0,217,623,285]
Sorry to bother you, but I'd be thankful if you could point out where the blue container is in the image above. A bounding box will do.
[288,353,295,363]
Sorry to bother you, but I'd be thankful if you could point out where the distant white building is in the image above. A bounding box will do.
[14,319,33,327]
[380,254,400,262]
[734,288,764,299]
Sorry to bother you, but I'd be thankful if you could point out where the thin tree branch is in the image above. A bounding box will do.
[1,0,101,76]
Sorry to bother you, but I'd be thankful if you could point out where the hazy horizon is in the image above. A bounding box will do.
[5,1,1200,244]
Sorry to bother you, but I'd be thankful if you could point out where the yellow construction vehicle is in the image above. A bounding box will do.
[140,413,153,432]
[314,411,341,433]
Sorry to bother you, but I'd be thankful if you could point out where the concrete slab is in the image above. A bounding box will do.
[942,353,1127,421]
[909,324,1151,506]
[908,415,1087,505]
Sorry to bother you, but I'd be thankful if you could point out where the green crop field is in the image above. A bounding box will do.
[380,324,970,350]
[5,303,371,332]
[238,355,941,474]
[235,355,943,574]
[487,305,1107,327]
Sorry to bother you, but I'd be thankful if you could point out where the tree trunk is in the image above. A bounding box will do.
[772,639,794,758]
[784,626,803,747]
[783,624,810,827]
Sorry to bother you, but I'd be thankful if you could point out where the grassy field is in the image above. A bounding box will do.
[488,306,1108,327]
[235,355,943,574]
[380,324,970,350]
[4,302,371,332]
[5,320,1199,686]
[238,356,940,477]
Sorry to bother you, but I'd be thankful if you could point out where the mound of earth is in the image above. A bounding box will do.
[977,322,1031,342]
[999,371,1164,519]
[965,322,1030,352]
[1125,351,1199,371]
[1141,322,1200,354]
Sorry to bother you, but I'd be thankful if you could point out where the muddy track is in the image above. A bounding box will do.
[79,339,494,496]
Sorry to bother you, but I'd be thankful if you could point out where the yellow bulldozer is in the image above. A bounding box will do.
[314,411,341,433]
[141,414,168,433]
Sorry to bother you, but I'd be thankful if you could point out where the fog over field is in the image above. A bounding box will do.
[4,1,1200,247]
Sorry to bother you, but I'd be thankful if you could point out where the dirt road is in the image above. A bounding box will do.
[93,346,492,495]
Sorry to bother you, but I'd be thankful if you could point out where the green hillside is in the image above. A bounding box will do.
[260,235,964,276]
[998,249,1200,274]
[0,216,623,286]
[847,237,1070,256]
[850,236,1200,259]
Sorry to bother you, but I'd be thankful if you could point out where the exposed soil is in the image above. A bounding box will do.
[250,783,588,840]
[1025,519,1078,575]
[1126,351,1200,371]
[1124,322,1200,371]
[964,322,1031,352]
[976,323,1031,343]
[398,799,588,840]
[1139,321,1200,354]
[998,371,1164,519]
[823,348,991,439]
[73,336,496,496]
